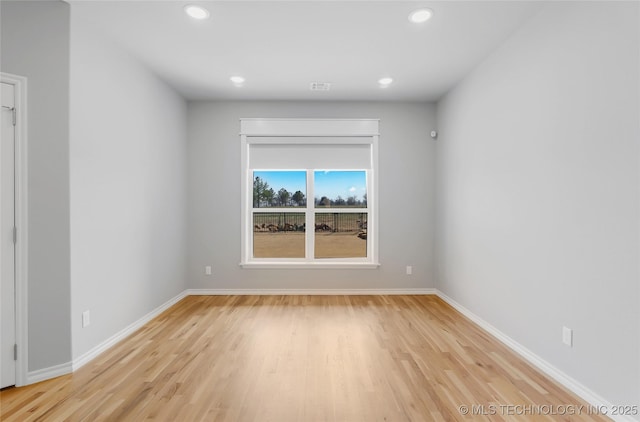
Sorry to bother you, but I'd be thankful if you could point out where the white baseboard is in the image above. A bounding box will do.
[187,288,436,296]
[71,290,188,371]
[435,290,638,422]
[27,361,73,385]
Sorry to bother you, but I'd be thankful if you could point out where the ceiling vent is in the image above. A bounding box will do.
[309,82,331,91]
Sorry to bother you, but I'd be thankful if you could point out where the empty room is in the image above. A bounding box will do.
[0,0,638,420]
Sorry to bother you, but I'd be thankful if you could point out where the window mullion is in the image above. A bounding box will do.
[306,169,314,261]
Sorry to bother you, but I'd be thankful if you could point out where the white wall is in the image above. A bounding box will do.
[436,1,639,410]
[70,17,188,359]
[1,0,72,372]
[188,101,436,290]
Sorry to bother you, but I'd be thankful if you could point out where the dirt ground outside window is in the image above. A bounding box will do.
[253,232,366,259]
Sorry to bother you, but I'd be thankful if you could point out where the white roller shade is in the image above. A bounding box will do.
[249,143,372,169]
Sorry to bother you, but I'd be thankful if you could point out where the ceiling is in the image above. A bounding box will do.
[69,1,542,101]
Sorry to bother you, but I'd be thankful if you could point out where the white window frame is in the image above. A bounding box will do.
[240,119,379,269]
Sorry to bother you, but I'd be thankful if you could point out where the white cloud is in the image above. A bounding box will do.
[349,186,356,193]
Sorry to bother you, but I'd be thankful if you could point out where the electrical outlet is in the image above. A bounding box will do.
[82,310,91,328]
[562,326,572,347]
[205,266,212,275]
[406,265,412,275]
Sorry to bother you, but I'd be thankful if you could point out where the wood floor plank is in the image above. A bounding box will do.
[0,295,610,421]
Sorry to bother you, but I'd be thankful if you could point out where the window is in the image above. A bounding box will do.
[240,119,379,268]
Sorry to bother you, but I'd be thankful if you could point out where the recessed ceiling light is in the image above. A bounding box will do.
[184,5,210,20]
[408,8,433,24]
[378,77,393,87]
[230,76,245,86]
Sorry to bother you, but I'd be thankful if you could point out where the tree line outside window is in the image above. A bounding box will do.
[253,176,367,208]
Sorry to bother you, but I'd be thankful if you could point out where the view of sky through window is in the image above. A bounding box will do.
[314,171,366,204]
[253,171,306,195]
[253,170,367,208]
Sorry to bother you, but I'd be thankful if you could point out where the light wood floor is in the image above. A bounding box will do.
[0,295,608,421]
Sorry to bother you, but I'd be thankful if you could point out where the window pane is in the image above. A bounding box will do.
[253,171,306,208]
[314,213,367,259]
[253,213,305,258]
[314,171,367,208]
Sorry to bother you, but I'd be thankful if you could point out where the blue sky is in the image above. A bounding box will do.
[253,171,306,195]
[315,171,366,200]
[253,170,366,200]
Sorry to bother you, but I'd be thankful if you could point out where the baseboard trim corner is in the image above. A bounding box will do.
[26,361,73,385]
[435,290,637,422]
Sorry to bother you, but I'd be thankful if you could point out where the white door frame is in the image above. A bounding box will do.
[1,72,28,387]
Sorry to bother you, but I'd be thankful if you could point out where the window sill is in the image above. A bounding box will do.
[239,262,380,269]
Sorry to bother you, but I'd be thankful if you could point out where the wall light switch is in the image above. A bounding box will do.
[205,266,212,275]
[406,266,412,275]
